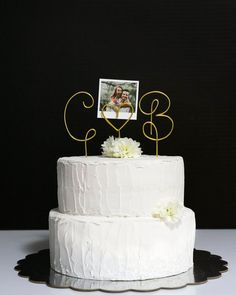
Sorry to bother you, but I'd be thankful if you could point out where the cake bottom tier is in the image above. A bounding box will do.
[49,208,195,281]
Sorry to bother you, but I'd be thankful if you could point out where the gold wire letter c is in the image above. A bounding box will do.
[64,91,96,156]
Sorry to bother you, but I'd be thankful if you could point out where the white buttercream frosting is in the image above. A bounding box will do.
[57,155,185,216]
[49,207,195,281]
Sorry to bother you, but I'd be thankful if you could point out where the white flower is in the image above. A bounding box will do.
[101,136,142,158]
[152,199,183,224]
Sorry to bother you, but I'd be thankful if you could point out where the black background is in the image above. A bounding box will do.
[2,0,236,229]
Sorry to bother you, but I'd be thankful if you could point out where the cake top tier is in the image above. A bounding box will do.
[58,155,183,165]
[57,155,184,217]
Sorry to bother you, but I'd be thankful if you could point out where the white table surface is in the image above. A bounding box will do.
[0,229,235,295]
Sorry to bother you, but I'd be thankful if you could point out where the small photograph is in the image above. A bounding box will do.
[97,78,139,120]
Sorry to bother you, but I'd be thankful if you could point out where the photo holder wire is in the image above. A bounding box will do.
[101,103,134,138]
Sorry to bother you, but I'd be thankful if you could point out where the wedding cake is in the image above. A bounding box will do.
[49,137,195,281]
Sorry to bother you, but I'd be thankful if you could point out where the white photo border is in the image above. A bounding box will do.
[97,78,139,120]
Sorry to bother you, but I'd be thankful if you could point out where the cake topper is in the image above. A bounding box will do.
[63,82,174,157]
[139,91,174,158]
[64,91,96,156]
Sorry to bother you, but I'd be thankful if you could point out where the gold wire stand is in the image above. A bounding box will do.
[139,91,174,158]
[101,103,134,138]
[64,91,96,156]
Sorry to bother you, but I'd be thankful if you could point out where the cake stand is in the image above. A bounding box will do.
[15,249,228,292]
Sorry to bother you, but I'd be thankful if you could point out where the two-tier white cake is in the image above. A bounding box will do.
[49,151,195,280]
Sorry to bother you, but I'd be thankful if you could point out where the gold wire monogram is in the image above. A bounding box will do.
[139,91,174,158]
[64,89,174,157]
[64,91,96,156]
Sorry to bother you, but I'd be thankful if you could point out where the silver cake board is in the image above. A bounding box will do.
[15,249,228,292]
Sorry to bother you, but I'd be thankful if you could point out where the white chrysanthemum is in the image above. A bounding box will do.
[101,136,142,158]
[152,199,183,224]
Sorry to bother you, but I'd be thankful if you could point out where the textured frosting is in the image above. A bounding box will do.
[57,155,184,216]
[49,208,195,281]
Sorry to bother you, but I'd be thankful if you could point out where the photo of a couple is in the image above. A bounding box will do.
[97,79,139,120]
